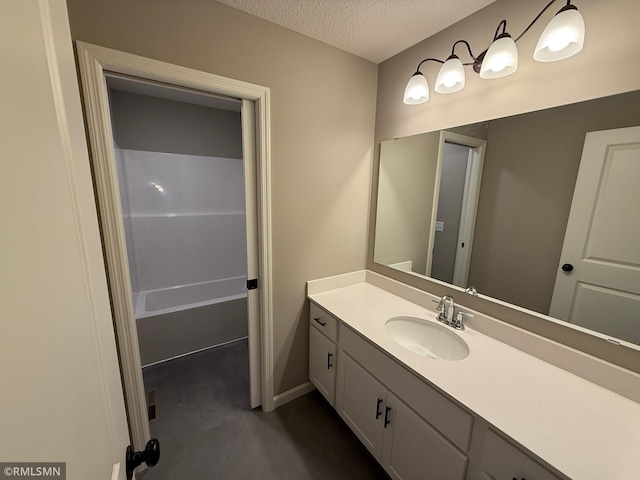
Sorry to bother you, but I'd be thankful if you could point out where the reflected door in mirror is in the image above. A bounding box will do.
[550,126,640,345]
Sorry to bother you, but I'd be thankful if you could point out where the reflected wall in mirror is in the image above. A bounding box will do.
[374,90,640,346]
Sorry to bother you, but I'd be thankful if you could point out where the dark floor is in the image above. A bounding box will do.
[140,339,390,480]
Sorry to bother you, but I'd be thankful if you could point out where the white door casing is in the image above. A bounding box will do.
[1,1,130,479]
[75,42,275,455]
[550,126,640,346]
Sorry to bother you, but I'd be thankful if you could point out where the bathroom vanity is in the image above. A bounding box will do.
[307,270,640,480]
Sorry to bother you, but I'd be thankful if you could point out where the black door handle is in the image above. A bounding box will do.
[126,439,160,480]
[384,406,391,428]
[327,352,333,369]
[562,263,574,272]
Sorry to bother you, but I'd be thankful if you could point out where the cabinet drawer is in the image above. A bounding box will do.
[340,324,473,452]
[310,302,338,342]
[479,429,562,480]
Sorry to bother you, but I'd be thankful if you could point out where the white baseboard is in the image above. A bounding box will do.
[272,381,315,409]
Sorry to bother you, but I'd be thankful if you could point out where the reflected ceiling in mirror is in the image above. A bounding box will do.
[373,90,640,347]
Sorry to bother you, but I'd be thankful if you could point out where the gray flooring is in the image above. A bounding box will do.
[140,339,390,479]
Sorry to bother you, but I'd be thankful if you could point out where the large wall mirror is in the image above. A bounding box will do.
[373,89,640,350]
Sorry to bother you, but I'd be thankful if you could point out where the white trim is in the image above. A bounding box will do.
[272,382,316,409]
[75,43,275,457]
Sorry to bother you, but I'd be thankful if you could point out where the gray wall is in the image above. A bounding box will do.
[468,90,640,314]
[110,90,242,158]
[68,0,378,395]
[374,131,440,274]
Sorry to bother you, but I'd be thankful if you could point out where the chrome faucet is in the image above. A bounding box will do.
[434,295,455,325]
[432,295,472,330]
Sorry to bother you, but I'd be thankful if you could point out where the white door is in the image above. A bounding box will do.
[550,126,640,345]
[0,1,130,479]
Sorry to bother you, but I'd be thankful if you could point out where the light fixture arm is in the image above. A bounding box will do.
[450,40,478,61]
[493,19,508,41]
[514,0,562,42]
[415,57,444,73]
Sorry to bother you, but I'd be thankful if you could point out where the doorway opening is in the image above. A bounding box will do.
[107,74,249,367]
[427,132,486,288]
[76,42,274,464]
[106,73,255,445]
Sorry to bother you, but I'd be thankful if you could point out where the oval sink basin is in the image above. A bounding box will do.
[385,316,469,361]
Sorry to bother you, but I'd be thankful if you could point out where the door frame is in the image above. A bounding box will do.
[75,42,275,453]
[427,131,485,285]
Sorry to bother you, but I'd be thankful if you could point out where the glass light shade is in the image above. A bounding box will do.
[403,72,429,105]
[435,57,465,94]
[480,35,518,79]
[534,8,585,62]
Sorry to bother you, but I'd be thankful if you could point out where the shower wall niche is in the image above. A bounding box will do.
[109,87,248,366]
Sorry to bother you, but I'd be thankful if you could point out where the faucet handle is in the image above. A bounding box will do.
[454,309,474,330]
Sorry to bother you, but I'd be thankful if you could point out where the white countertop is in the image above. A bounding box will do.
[308,276,640,480]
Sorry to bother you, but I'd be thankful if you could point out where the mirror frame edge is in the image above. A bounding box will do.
[366,138,640,375]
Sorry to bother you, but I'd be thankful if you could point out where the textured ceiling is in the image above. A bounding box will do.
[216,0,496,63]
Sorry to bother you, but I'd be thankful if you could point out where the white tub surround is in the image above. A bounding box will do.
[307,270,640,480]
[113,148,249,366]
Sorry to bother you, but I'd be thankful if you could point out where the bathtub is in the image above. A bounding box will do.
[135,276,247,319]
[135,276,248,366]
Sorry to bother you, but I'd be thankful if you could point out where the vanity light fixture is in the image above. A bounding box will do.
[403,0,585,105]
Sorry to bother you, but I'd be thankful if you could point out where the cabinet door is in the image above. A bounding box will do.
[309,326,337,405]
[336,353,388,460]
[477,429,562,480]
[382,393,468,480]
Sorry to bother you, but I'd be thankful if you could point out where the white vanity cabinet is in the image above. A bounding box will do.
[308,303,338,405]
[307,273,638,480]
[336,352,468,480]
[309,298,566,480]
[335,325,470,480]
